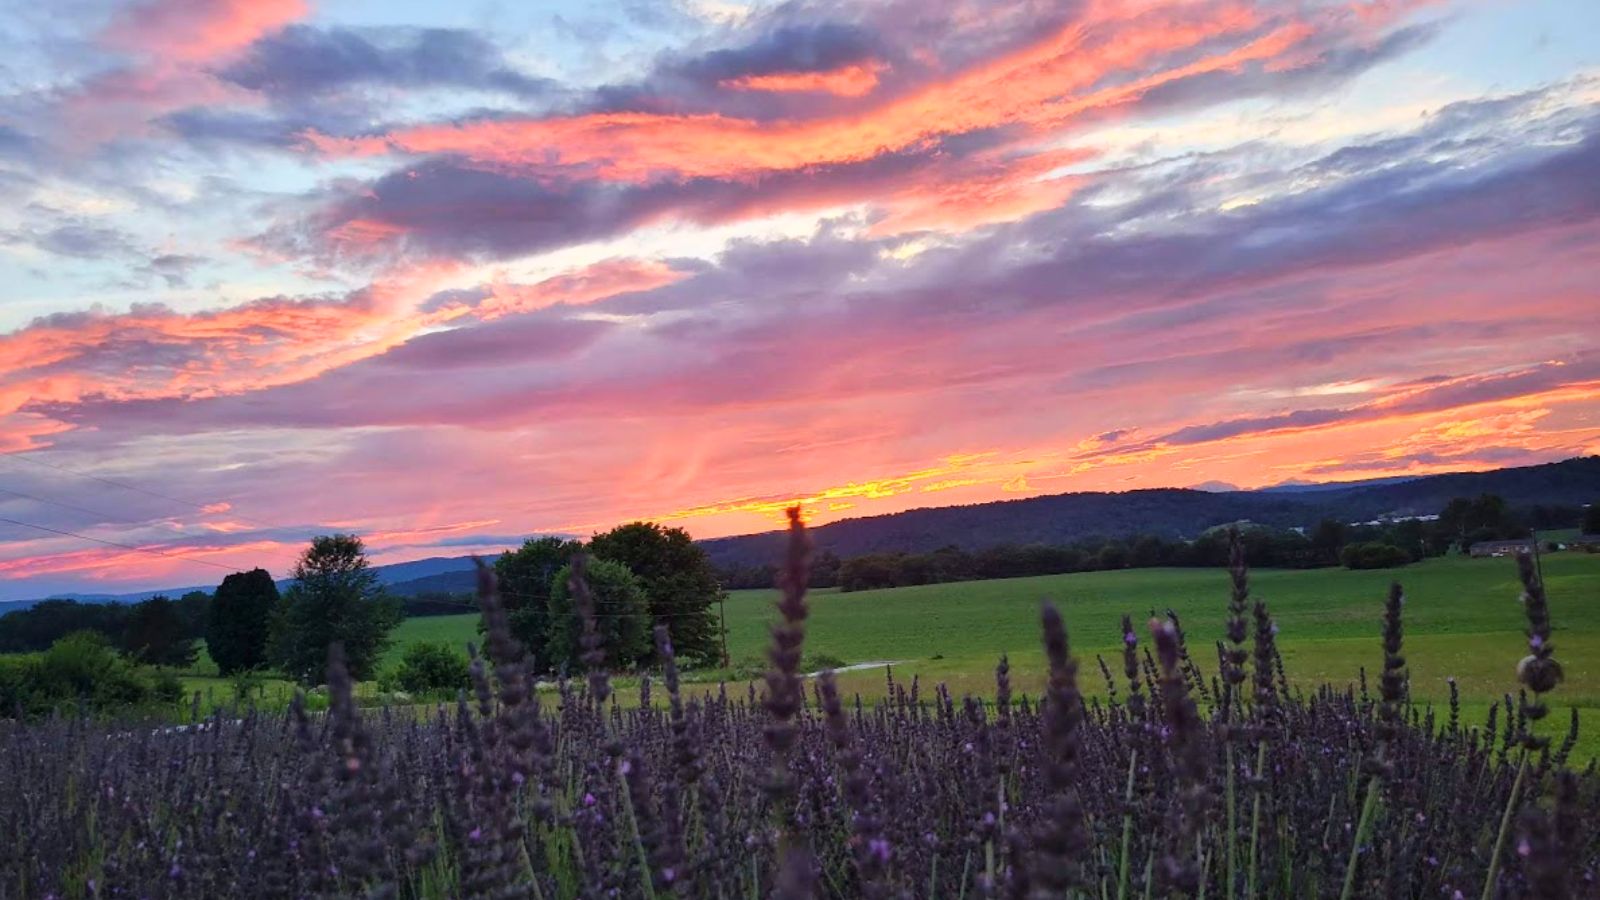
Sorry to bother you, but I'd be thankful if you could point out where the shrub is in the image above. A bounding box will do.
[393,641,470,695]
[0,631,179,718]
[801,652,848,672]
[1340,541,1412,569]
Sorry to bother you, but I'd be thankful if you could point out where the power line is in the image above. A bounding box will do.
[0,485,300,572]
[0,514,240,573]
[0,452,293,535]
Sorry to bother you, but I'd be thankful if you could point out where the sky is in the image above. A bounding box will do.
[1,0,1598,600]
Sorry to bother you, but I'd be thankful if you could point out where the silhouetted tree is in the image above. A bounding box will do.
[1439,494,1524,548]
[206,569,279,676]
[121,596,198,668]
[0,600,129,654]
[175,590,210,639]
[1310,518,1347,564]
[269,536,401,684]
[1584,504,1600,536]
[809,550,842,588]
[494,536,582,669]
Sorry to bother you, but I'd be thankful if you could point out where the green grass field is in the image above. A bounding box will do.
[383,552,1600,749]
[176,552,1599,753]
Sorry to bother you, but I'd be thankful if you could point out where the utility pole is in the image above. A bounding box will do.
[718,589,730,668]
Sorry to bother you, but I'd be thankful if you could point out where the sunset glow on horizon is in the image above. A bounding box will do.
[2,0,1598,599]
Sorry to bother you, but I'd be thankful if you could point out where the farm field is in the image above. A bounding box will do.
[390,552,1600,744]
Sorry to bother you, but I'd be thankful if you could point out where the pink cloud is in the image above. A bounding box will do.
[103,0,307,64]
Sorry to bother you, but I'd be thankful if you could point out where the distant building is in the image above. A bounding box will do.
[1468,539,1536,558]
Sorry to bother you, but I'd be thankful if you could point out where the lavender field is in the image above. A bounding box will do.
[0,515,1591,899]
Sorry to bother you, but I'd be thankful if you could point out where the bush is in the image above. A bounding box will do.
[393,642,470,695]
[0,632,180,719]
[802,652,848,672]
[1340,541,1412,570]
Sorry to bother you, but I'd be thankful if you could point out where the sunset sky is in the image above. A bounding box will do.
[2,0,1598,600]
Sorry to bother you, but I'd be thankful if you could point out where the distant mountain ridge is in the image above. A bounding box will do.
[6,457,1595,611]
[697,456,1600,570]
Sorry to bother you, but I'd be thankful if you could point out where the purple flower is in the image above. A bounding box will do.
[868,838,892,863]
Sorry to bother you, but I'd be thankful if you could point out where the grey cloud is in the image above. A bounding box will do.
[219,25,555,100]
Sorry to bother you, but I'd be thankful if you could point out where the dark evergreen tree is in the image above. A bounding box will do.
[121,596,198,668]
[1584,503,1600,536]
[588,522,724,665]
[268,536,401,684]
[206,569,279,676]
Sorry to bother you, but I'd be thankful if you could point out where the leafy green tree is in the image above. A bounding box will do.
[493,536,582,668]
[1584,504,1600,536]
[269,535,402,684]
[545,558,650,671]
[121,596,199,668]
[588,522,724,665]
[175,590,210,639]
[206,569,280,676]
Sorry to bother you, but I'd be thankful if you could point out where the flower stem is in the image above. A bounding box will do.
[1116,750,1136,900]
[1339,775,1381,900]
[1480,751,1528,900]
[1246,740,1267,899]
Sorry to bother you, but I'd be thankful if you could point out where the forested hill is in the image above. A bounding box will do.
[698,456,1600,570]
[10,457,1595,609]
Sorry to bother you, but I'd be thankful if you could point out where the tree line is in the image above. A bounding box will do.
[2,519,729,705]
[716,494,1584,592]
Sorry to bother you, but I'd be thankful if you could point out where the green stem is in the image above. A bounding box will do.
[1139,850,1155,900]
[1116,750,1137,900]
[617,767,659,900]
[1246,740,1266,900]
[1226,744,1238,900]
[1480,752,1528,900]
[1338,775,1382,900]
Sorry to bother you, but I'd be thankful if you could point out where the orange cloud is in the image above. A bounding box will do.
[300,3,1340,184]
[468,259,687,320]
[0,262,461,423]
[723,62,886,97]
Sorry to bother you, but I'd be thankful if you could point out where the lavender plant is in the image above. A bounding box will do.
[0,518,1594,899]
